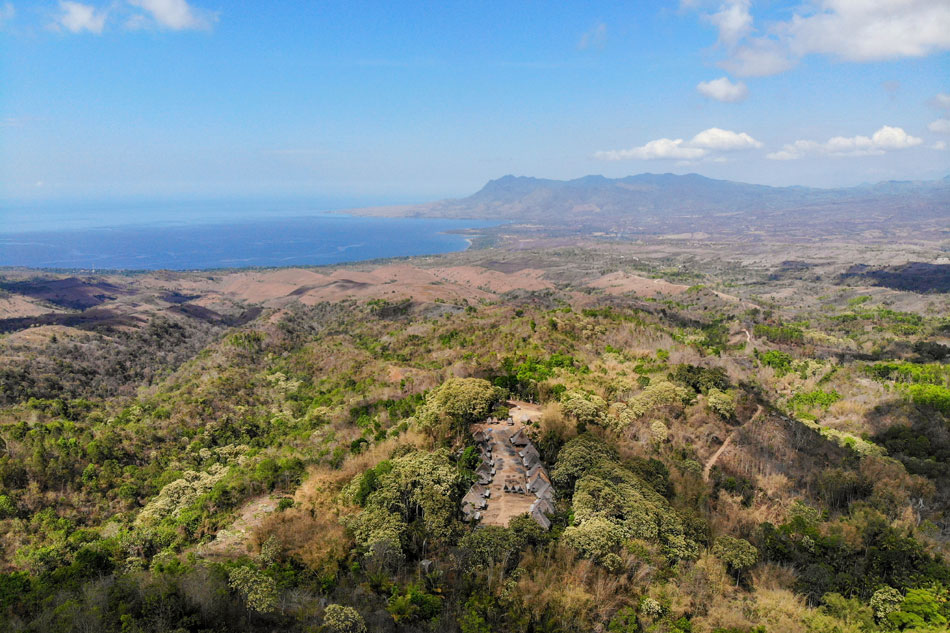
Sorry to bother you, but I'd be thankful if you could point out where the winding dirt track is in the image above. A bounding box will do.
[702,405,763,482]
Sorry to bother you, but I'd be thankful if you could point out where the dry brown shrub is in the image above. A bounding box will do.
[710,491,790,540]
[256,430,428,576]
[828,398,868,419]
[539,402,576,439]
[747,588,813,633]
[709,492,753,537]
[693,596,758,633]
[514,546,636,629]
[693,587,812,633]
[751,562,798,591]
[675,554,734,616]
[756,473,791,499]
[259,506,349,578]
[685,406,719,431]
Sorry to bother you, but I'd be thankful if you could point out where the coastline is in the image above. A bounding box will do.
[0,215,497,272]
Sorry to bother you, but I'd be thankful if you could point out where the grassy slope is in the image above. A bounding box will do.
[0,247,948,632]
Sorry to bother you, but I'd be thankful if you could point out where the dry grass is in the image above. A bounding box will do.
[256,430,429,575]
[514,546,638,630]
[751,562,798,591]
[709,491,793,540]
[538,402,576,440]
[694,587,814,633]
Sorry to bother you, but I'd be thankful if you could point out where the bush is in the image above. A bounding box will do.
[387,583,443,624]
[712,536,758,583]
[323,604,368,633]
[759,349,794,375]
[417,378,506,437]
[668,364,729,394]
[561,391,607,428]
[228,565,278,614]
[624,381,692,422]
[754,324,804,344]
[706,388,736,420]
[887,587,949,630]
[906,384,950,415]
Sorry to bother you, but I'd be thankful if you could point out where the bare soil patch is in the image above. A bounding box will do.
[587,271,689,297]
[473,423,537,527]
[431,266,553,293]
[508,400,543,424]
[197,494,279,559]
[0,294,57,319]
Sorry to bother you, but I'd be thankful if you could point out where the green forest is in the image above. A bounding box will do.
[1,276,949,633]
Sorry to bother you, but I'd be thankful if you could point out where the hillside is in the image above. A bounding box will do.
[348,173,950,240]
[1,241,949,632]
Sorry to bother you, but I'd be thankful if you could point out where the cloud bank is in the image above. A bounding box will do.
[697,0,950,77]
[52,0,214,34]
[767,125,923,160]
[596,127,761,161]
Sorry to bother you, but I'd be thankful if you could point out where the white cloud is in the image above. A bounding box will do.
[55,1,107,34]
[696,76,748,102]
[577,21,607,50]
[707,0,752,47]
[690,127,762,150]
[767,125,923,160]
[782,0,950,62]
[930,119,950,134]
[695,0,950,77]
[596,127,761,160]
[934,140,947,150]
[765,140,820,161]
[596,138,707,161]
[128,0,214,30]
[869,125,922,149]
[936,93,950,109]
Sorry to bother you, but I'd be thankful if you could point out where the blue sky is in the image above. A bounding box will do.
[1,0,949,202]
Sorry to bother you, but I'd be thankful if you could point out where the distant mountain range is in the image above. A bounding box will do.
[348,172,950,238]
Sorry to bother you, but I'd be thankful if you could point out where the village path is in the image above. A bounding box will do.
[702,404,763,482]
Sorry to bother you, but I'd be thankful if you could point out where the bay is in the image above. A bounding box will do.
[0,208,496,270]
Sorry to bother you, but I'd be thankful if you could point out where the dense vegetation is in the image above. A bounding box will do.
[0,261,948,633]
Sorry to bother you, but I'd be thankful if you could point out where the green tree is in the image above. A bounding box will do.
[322,604,368,633]
[706,388,736,420]
[561,391,607,428]
[713,536,758,585]
[869,586,903,623]
[228,565,278,614]
[551,433,618,491]
[344,448,463,556]
[459,525,518,570]
[417,378,506,438]
[887,587,948,630]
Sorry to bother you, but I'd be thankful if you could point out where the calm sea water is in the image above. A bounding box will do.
[0,199,495,270]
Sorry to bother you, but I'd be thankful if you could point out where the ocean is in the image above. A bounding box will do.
[0,199,495,270]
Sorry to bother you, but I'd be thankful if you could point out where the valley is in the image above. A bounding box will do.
[0,225,948,631]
